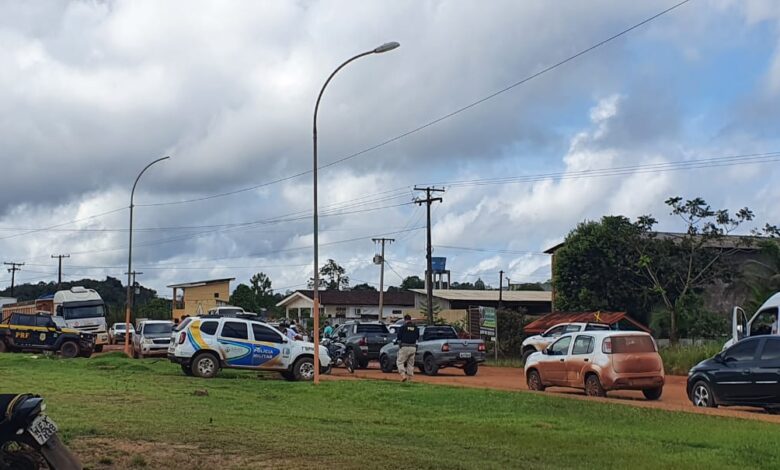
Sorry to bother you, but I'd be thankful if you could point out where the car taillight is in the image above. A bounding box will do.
[178,332,186,345]
[441,343,450,352]
[602,337,612,354]
[358,337,367,347]
[477,343,486,352]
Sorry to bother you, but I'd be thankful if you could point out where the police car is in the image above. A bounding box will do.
[168,315,331,381]
[0,312,95,358]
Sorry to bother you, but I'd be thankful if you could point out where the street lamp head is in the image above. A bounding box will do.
[373,42,400,54]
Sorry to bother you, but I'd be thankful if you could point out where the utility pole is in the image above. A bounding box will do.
[372,238,395,320]
[4,262,24,297]
[414,186,444,323]
[51,254,70,289]
[497,270,504,361]
[125,271,143,320]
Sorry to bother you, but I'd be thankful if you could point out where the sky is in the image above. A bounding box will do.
[2,0,780,298]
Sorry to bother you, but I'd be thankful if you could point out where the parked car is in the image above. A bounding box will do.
[687,336,780,413]
[379,325,486,376]
[520,322,611,364]
[132,320,174,358]
[109,322,135,344]
[329,321,391,369]
[0,312,94,358]
[524,331,664,400]
[206,306,248,317]
[168,315,330,380]
[386,318,424,336]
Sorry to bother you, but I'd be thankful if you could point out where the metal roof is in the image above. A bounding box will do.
[167,278,235,289]
[276,290,415,308]
[523,311,650,335]
[409,289,551,302]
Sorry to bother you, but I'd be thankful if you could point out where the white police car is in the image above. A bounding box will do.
[168,315,330,381]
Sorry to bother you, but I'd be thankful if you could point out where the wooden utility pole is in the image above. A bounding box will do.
[414,186,444,323]
[124,271,143,320]
[497,270,504,361]
[372,238,395,319]
[51,254,70,289]
[4,262,24,297]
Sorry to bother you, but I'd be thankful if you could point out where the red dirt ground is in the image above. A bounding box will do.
[326,363,780,424]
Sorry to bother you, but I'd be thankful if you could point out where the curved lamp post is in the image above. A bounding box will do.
[312,42,399,383]
[124,156,170,355]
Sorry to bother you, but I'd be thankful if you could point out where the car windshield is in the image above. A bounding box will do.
[114,323,127,330]
[422,327,458,340]
[611,335,656,353]
[356,324,389,334]
[174,317,193,332]
[143,323,172,334]
[62,304,105,320]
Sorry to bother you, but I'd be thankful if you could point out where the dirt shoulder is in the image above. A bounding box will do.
[326,364,780,424]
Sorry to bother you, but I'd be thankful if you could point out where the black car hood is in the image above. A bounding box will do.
[691,357,719,372]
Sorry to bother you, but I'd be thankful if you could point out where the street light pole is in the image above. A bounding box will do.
[312,41,399,384]
[124,156,169,356]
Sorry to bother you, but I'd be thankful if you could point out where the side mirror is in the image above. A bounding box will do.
[56,306,63,315]
[541,348,549,355]
[737,325,743,334]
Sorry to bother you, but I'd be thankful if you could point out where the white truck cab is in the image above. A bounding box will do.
[726,292,780,349]
[168,316,330,381]
[53,287,109,351]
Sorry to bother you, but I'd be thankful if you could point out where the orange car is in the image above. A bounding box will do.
[523,331,665,400]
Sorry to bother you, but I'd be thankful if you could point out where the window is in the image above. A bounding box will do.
[422,326,458,341]
[200,321,218,336]
[13,314,35,326]
[35,316,53,328]
[760,339,780,361]
[585,324,610,331]
[392,310,402,315]
[356,324,389,334]
[564,324,581,333]
[750,307,778,337]
[549,336,571,356]
[252,323,283,343]
[354,308,363,316]
[335,307,347,317]
[724,338,759,362]
[544,325,566,337]
[611,336,656,353]
[572,335,594,355]
[220,321,248,340]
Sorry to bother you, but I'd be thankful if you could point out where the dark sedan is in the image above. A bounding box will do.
[687,336,780,413]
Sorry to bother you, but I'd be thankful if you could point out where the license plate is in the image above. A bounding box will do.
[28,414,58,446]
[459,352,472,359]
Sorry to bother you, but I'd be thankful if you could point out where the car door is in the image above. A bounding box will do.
[250,322,287,369]
[753,337,780,403]
[217,320,253,367]
[10,314,36,348]
[714,338,760,402]
[566,335,595,387]
[34,315,57,349]
[544,336,573,385]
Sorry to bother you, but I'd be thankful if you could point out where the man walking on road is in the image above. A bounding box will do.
[396,315,419,382]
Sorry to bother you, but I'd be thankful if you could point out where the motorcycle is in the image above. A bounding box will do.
[0,394,82,470]
[321,337,354,373]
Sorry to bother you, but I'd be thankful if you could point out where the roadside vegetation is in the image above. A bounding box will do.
[659,341,723,375]
[3,353,780,469]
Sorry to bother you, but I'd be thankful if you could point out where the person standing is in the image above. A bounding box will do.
[395,315,419,382]
[323,321,334,338]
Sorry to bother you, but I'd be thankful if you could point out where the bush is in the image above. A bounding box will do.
[659,342,723,375]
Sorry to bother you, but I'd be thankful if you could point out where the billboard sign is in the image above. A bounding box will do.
[431,257,447,273]
[480,306,496,336]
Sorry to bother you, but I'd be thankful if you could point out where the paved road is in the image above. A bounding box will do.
[326,363,780,424]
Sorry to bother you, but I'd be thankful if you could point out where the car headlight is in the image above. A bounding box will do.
[142,338,154,345]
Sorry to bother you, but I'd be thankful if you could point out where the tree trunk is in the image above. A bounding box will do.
[669,308,678,345]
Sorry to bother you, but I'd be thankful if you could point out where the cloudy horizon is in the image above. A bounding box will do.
[2,0,780,297]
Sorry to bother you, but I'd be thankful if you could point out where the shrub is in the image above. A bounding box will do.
[659,342,723,375]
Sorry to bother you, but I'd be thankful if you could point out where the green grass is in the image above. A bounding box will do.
[659,342,723,375]
[2,352,780,469]
[484,357,524,368]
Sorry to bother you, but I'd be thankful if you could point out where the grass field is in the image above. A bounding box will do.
[2,353,780,469]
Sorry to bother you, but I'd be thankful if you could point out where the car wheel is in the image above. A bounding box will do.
[521,349,535,365]
[584,374,606,397]
[765,408,780,415]
[59,341,79,359]
[527,369,545,391]
[0,340,7,354]
[280,370,296,381]
[293,356,316,381]
[358,358,369,369]
[463,361,479,376]
[181,363,194,376]
[192,353,219,379]
[423,355,439,376]
[642,387,663,401]
[691,380,716,408]
[94,345,103,353]
[380,355,394,373]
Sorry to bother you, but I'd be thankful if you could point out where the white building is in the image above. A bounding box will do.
[275,290,416,325]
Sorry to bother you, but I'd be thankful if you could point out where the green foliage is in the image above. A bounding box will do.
[658,342,723,375]
[351,282,377,291]
[230,283,258,312]
[135,298,172,320]
[497,309,527,357]
[399,275,424,290]
[3,353,780,469]
[553,216,653,323]
[649,294,728,339]
[309,259,349,290]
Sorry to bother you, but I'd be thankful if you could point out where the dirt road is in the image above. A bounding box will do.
[327,363,780,424]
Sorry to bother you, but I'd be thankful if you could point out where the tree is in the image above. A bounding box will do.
[136,298,172,320]
[230,284,258,312]
[351,283,377,291]
[553,216,654,323]
[474,278,486,290]
[309,259,349,290]
[741,240,780,314]
[635,197,754,343]
[249,272,278,314]
[400,275,424,290]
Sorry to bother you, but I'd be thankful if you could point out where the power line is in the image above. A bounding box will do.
[434,245,547,255]
[130,1,691,209]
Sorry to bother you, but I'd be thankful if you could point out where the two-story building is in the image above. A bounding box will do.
[168,278,234,320]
